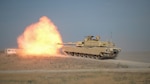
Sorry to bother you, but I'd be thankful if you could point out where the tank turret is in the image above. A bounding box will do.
[59,36,115,47]
[82,35,115,47]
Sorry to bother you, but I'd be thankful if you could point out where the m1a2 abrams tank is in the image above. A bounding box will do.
[59,36,121,59]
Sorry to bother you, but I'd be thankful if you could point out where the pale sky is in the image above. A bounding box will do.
[0,0,150,52]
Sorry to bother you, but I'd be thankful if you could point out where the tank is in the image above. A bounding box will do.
[59,36,121,59]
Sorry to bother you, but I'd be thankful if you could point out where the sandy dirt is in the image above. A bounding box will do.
[0,52,150,72]
[117,52,150,63]
[61,52,150,68]
[0,68,150,74]
[0,54,118,70]
[0,71,149,84]
[0,52,150,84]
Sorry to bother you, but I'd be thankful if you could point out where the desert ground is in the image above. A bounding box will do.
[118,52,150,63]
[0,51,150,84]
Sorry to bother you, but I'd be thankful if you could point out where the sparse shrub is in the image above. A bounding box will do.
[117,63,128,68]
[113,75,128,82]
[129,80,136,84]
[27,80,34,84]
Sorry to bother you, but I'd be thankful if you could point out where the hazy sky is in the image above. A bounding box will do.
[0,0,150,52]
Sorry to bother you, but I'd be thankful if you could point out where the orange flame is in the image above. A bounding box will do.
[17,16,62,57]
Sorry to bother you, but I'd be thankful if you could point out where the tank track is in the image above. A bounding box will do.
[63,51,117,60]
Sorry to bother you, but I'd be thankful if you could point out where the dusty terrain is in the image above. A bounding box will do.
[0,72,150,84]
[0,51,150,84]
[118,52,150,63]
[0,54,118,70]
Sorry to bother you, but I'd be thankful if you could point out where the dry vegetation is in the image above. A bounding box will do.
[0,72,150,84]
[0,52,150,84]
[0,54,118,70]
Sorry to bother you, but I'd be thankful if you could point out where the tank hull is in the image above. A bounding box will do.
[62,46,120,59]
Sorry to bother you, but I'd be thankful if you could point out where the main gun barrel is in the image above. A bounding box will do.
[57,42,76,45]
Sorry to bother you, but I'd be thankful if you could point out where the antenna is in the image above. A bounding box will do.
[110,32,112,42]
